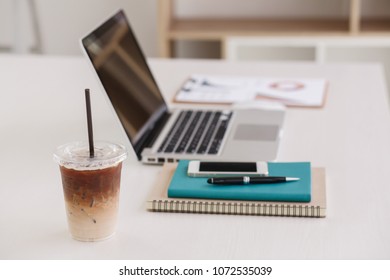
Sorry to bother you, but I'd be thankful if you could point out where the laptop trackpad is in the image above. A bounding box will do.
[234,124,279,141]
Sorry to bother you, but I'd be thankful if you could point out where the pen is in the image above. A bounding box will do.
[207,176,299,185]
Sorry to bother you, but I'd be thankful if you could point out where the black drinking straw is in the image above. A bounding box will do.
[85,89,94,158]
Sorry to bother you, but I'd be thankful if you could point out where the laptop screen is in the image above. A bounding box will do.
[82,10,167,157]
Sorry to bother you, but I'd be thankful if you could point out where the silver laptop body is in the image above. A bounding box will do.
[81,10,284,164]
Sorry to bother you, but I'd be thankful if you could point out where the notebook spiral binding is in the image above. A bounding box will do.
[151,200,322,217]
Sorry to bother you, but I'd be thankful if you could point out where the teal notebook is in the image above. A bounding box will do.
[167,160,311,202]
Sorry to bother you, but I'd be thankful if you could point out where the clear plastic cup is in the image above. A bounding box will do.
[53,141,127,241]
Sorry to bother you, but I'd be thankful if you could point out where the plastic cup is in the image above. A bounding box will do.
[53,141,127,241]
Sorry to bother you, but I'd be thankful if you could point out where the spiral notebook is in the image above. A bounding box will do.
[147,163,326,218]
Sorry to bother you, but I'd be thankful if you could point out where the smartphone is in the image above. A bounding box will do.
[187,161,268,177]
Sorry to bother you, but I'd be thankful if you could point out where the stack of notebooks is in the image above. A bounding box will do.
[147,161,326,218]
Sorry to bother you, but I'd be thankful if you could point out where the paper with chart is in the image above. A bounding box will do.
[175,74,328,107]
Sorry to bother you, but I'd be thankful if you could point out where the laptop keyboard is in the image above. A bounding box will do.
[158,110,232,155]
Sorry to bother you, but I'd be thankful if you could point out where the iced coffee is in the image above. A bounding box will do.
[54,141,127,241]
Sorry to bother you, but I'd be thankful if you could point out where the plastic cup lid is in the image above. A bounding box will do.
[53,141,127,170]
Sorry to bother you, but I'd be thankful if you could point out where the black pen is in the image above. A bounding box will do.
[207,176,299,185]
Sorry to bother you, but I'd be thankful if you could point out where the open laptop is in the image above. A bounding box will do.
[81,10,284,164]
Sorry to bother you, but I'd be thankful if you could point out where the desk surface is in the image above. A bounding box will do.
[1,54,390,259]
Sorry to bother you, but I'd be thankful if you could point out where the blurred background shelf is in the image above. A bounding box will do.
[225,36,390,89]
[169,18,351,39]
[360,18,390,33]
[158,0,390,58]
[158,0,390,94]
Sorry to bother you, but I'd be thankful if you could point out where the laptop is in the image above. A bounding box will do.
[81,10,285,164]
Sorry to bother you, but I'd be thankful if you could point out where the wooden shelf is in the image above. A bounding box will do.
[360,18,390,34]
[158,0,390,58]
[169,18,350,39]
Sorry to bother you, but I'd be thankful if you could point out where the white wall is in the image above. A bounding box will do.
[0,0,389,57]
[0,0,158,57]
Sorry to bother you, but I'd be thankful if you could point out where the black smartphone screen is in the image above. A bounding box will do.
[199,162,257,172]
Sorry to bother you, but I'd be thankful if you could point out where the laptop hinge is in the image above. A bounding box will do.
[135,112,171,157]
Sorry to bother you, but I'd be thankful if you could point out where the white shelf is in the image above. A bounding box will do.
[233,45,316,62]
[225,36,390,93]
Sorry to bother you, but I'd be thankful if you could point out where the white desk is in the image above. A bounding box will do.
[1,54,390,259]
